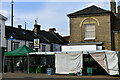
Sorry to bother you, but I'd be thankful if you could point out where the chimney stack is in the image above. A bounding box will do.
[49,28,56,33]
[33,20,41,35]
[18,25,22,29]
[117,1,120,13]
[110,0,116,13]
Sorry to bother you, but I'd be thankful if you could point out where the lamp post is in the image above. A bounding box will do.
[11,0,14,28]
[8,36,15,73]
[8,0,14,73]
[25,22,26,46]
[11,0,14,50]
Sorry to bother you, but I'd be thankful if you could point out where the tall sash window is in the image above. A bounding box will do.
[84,24,95,40]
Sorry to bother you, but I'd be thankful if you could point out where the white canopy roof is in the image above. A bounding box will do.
[29,50,117,55]
[29,52,55,55]
[56,50,116,54]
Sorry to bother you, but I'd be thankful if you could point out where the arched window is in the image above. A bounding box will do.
[81,18,98,40]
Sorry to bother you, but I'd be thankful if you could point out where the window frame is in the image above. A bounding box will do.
[13,42,20,50]
[42,45,46,52]
[29,43,33,49]
[84,23,96,40]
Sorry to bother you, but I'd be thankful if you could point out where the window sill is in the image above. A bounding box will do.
[84,38,95,40]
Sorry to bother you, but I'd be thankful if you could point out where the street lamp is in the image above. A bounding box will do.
[11,0,14,50]
[25,22,27,46]
[11,0,14,28]
[8,36,15,73]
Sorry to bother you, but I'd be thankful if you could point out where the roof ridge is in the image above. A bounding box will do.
[5,25,33,32]
[67,5,111,18]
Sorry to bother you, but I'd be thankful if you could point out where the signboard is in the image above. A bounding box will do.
[34,39,40,48]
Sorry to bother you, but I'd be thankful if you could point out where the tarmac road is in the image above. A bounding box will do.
[2,73,120,80]
[2,78,120,80]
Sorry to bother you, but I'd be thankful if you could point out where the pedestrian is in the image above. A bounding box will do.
[16,62,20,71]
[20,60,23,72]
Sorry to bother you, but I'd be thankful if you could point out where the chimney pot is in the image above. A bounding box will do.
[49,28,56,32]
[33,23,41,35]
[118,1,120,13]
[18,25,22,29]
[110,0,116,13]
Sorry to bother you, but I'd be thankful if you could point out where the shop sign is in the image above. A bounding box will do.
[34,38,40,48]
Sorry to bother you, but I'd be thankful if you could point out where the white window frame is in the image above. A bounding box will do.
[42,45,46,52]
[13,42,20,50]
[84,24,96,40]
[29,43,33,49]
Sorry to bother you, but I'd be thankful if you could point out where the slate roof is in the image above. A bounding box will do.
[5,26,67,45]
[63,36,70,43]
[67,5,112,18]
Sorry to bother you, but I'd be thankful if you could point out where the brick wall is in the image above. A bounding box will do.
[114,32,120,51]
[69,14,113,50]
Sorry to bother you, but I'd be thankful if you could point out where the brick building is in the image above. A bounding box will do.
[67,0,120,51]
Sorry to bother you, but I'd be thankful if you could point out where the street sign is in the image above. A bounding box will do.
[8,36,15,40]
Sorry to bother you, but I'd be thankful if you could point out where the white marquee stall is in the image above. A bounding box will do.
[55,50,119,75]
[28,50,119,75]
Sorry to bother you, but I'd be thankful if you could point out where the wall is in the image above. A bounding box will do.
[38,43,51,52]
[0,19,6,48]
[52,43,61,52]
[114,32,120,51]
[6,39,59,52]
[6,36,61,52]
[69,14,112,50]
[0,47,2,76]
[6,39,33,51]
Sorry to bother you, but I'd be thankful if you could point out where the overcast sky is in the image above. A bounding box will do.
[0,0,120,36]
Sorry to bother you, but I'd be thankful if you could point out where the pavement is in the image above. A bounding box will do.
[2,73,120,80]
